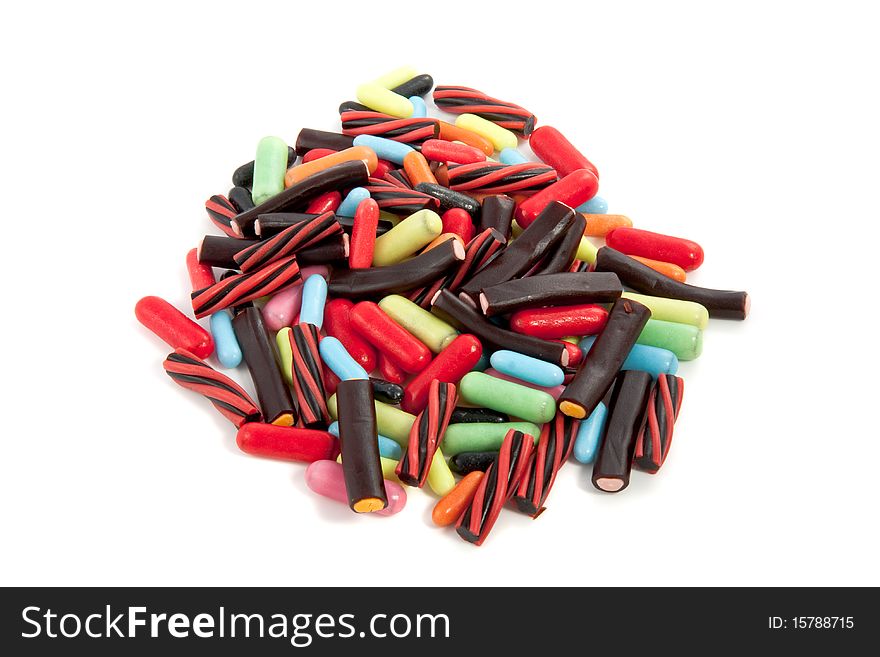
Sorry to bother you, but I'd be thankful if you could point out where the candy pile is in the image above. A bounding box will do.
[136,67,749,546]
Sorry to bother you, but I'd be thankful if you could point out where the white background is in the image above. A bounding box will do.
[2,0,878,587]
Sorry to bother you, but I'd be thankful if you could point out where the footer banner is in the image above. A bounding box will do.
[0,587,872,654]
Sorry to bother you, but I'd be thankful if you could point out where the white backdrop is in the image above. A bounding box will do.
[2,0,878,587]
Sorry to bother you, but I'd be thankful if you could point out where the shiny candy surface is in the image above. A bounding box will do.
[135,296,213,359]
[606,227,704,272]
[515,169,600,228]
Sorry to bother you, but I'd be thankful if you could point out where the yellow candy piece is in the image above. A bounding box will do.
[356,82,414,118]
[373,66,418,90]
[454,113,517,151]
[378,294,458,353]
[372,209,442,266]
[426,448,455,497]
[576,235,599,264]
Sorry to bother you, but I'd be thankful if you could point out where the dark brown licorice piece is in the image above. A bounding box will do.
[594,247,750,320]
[231,161,369,237]
[294,128,355,156]
[407,227,506,309]
[478,194,516,238]
[232,306,297,427]
[336,379,387,513]
[362,181,439,214]
[328,239,464,298]
[431,289,569,367]
[558,297,651,420]
[448,451,499,475]
[205,195,239,238]
[414,182,481,216]
[255,212,394,238]
[456,429,534,546]
[513,413,579,516]
[232,147,296,188]
[287,324,330,428]
[479,272,623,317]
[396,380,457,487]
[458,201,577,302]
[633,374,684,474]
[198,235,348,270]
[527,212,585,277]
[592,370,653,493]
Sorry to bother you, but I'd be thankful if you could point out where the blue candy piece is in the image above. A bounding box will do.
[319,336,369,381]
[572,402,608,464]
[337,187,370,217]
[490,349,564,387]
[327,421,402,460]
[352,134,414,164]
[579,336,679,377]
[299,274,328,328]
[575,196,608,214]
[409,95,427,118]
[209,311,242,368]
[499,148,528,165]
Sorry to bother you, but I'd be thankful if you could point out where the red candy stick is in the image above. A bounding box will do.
[401,334,483,414]
[301,148,337,163]
[135,295,214,359]
[349,198,380,269]
[605,227,705,272]
[529,125,599,179]
[515,169,600,228]
[510,304,609,339]
[305,190,342,214]
[323,364,340,396]
[378,352,407,384]
[350,301,432,373]
[236,423,338,463]
[323,298,378,372]
[185,248,215,291]
[420,139,486,165]
[441,208,475,244]
[372,159,394,180]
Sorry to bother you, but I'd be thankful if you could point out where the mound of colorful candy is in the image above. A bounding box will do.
[136,67,749,545]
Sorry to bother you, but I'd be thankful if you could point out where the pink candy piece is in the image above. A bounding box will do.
[305,460,407,516]
[483,368,565,400]
[262,265,330,332]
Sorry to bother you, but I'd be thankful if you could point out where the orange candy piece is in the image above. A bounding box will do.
[631,256,687,283]
[582,213,633,237]
[437,121,495,156]
[403,151,438,186]
[432,471,485,527]
[284,146,377,187]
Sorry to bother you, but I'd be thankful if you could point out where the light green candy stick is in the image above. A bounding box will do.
[426,448,455,496]
[441,422,542,456]
[328,395,415,446]
[623,292,709,329]
[275,327,294,385]
[576,236,599,264]
[638,319,703,361]
[378,294,458,353]
[251,136,288,205]
[372,209,441,266]
[459,372,556,425]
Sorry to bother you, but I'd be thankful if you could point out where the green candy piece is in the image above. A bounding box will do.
[378,294,458,353]
[638,319,703,361]
[372,209,441,266]
[441,421,541,456]
[427,447,455,496]
[459,372,556,425]
[251,136,288,205]
[623,292,709,329]
[328,394,415,446]
[275,327,294,385]
[576,236,599,264]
